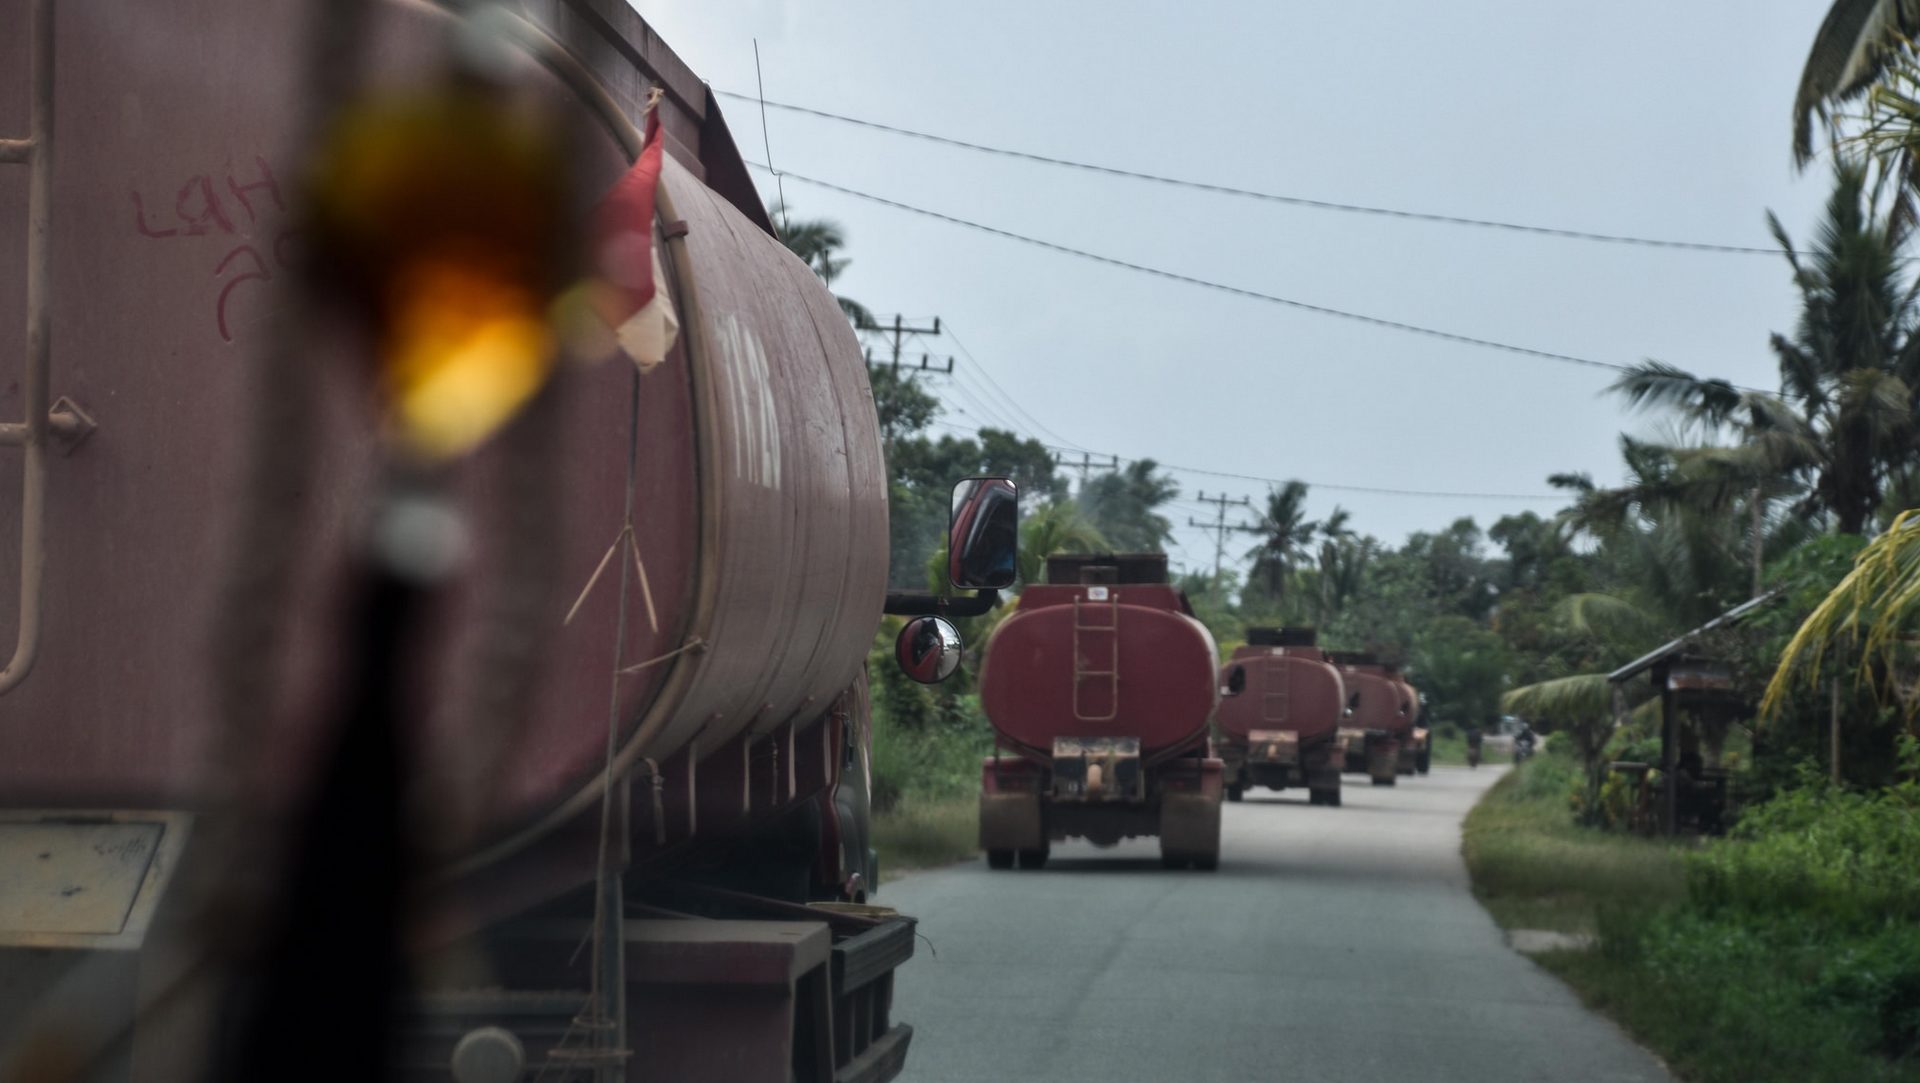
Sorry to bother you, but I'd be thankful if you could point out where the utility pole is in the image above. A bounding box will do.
[1054,450,1118,493]
[1187,490,1255,582]
[861,314,945,370]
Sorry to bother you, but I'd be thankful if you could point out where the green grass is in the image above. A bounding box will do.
[872,795,978,878]
[1462,750,1685,934]
[1463,750,1920,1082]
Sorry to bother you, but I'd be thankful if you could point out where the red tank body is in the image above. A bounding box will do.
[1331,653,1414,786]
[0,0,885,893]
[1215,644,1347,744]
[980,583,1219,760]
[0,5,916,1079]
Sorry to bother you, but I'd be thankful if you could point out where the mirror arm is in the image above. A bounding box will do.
[883,589,1000,618]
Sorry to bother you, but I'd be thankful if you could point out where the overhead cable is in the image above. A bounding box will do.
[721,91,1777,256]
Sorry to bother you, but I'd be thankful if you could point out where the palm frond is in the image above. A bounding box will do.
[1794,0,1920,163]
[1502,674,1614,723]
[1762,508,1920,717]
[1611,361,1744,423]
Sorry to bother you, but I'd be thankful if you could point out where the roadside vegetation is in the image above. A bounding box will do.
[1467,747,1920,1083]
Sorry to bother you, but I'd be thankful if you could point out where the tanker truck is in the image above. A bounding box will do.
[0,2,1007,1079]
[1332,652,1413,787]
[977,553,1224,870]
[1214,627,1347,806]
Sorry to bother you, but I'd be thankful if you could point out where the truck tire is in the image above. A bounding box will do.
[1226,783,1244,803]
[1326,788,1342,808]
[1160,854,1189,870]
[1017,847,1049,870]
[1192,852,1219,871]
[987,849,1014,870]
[1416,750,1431,775]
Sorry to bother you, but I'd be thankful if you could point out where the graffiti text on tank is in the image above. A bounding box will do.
[713,312,783,488]
[127,156,295,344]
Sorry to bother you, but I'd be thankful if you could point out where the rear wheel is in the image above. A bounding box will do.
[1191,852,1219,871]
[1017,847,1050,870]
[1327,789,1342,808]
[987,849,1014,870]
[1226,783,1244,803]
[1372,776,1395,787]
[1160,854,1190,870]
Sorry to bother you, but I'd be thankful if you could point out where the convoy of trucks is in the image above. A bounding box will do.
[0,2,1468,1079]
[0,2,1014,1080]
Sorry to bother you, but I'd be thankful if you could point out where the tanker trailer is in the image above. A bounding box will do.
[1214,627,1347,806]
[977,553,1224,870]
[0,3,1005,1079]
[1405,681,1433,775]
[1331,653,1411,786]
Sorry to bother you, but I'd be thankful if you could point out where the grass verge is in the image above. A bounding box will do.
[1462,750,1684,934]
[1463,750,1920,1082]
[872,795,978,879]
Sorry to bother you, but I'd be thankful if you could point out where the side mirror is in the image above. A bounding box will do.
[895,616,964,685]
[1220,665,1246,697]
[948,477,1018,591]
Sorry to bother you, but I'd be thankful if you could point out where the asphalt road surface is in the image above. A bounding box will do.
[883,764,1673,1083]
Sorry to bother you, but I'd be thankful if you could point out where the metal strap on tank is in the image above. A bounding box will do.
[1071,591,1120,723]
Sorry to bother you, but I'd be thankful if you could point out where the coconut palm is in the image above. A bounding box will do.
[1609,161,1919,537]
[1016,501,1108,587]
[769,201,875,328]
[1077,460,1178,553]
[1242,481,1318,607]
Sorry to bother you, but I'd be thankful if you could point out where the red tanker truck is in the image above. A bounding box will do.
[0,3,1004,1080]
[977,553,1225,870]
[1214,627,1348,806]
[1332,652,1414,787]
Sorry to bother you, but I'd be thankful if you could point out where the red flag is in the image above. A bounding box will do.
[589,91,678,370]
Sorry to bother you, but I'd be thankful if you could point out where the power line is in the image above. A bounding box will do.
[743,160,1637,378]
[719,90,1777,256]
[941,322,1093,451]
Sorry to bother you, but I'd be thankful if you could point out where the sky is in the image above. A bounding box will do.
[627,0,1836,578]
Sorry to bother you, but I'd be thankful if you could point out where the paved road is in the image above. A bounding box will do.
[882,765,1671,1083]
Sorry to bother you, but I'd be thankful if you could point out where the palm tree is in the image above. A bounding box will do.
[1610,161,1918,537]
[1307,508,1369,623]
[1016,501,1108,587]
[1077,460,1178,553]
[1793,2,1920,166]
[1243,481,1318,608]
[769,201,875,328]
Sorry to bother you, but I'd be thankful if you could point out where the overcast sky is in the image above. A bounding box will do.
[628,0,1835,577]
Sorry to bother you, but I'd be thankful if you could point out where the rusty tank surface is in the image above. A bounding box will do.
[1330,652,1414,787]
[976,553,1224,870]
[1214,627,1348,806]
[0,2,916,1079]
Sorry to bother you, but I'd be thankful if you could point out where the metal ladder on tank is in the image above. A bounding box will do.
[1071,590,1119,723]
[0,0,89,696]
[1262,654,1292,725]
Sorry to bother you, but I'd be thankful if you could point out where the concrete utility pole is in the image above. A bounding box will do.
[1054,450,1118,495]
[861,314,949,372]
[1187,490,1254,582]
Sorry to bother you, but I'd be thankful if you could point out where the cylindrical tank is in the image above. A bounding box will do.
[1216,642,1347,744]
[1332,655,1414,738]
[980,580,1217,762]
[0,0,885,873]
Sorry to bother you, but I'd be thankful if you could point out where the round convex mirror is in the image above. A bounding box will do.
[895,616,964,684]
